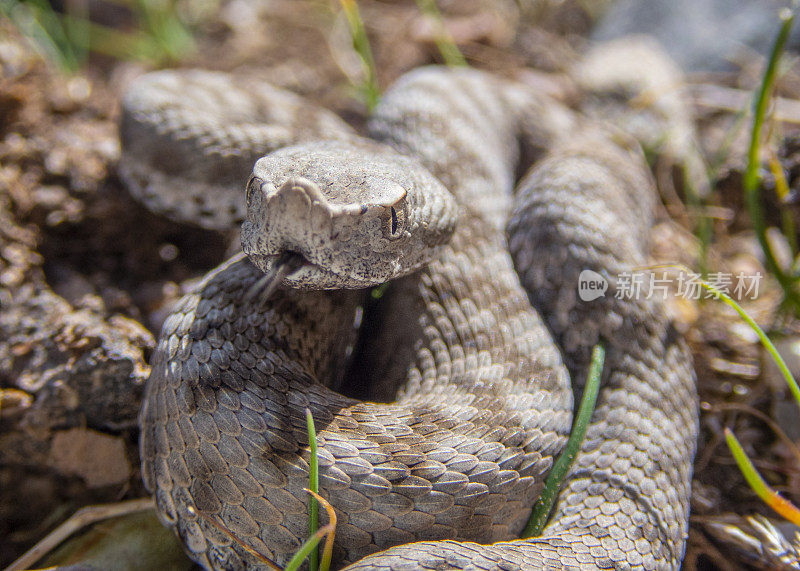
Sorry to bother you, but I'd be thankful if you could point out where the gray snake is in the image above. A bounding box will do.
[124,51,698,570]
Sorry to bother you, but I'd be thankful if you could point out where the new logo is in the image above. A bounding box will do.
[578,269,608,301]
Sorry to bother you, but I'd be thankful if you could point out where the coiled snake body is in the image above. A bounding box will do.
[126,59,698,569]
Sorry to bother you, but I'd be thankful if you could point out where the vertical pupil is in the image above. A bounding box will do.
[390,207,398,234]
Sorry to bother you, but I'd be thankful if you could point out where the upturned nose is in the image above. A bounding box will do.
[267,177,329,211]
[260,177,334,252]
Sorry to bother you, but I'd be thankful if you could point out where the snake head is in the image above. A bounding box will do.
[241,141,457,289]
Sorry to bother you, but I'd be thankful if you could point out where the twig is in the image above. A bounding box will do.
[6,498,155,571]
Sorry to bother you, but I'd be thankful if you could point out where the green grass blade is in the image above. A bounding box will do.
[57,16,156,61]
[725,428,800,525]
[64,0,89,67]
[413,0,467,67]
[743,7,800,311]
[522,343,605,538]
[28,0,82,66]
[286,488,336,571]
[338,0,380,111]
[643,263,800,523]
[306,409,319,571]
[308,489,336,571]
[698,279,800,414]
[134,0,195,62]
[3,0,195,68]
[2,0,79,72]
[282,527,330,571]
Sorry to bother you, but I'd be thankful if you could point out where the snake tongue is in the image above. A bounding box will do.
[243,251,305,305]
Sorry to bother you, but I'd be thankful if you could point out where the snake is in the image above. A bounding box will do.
[124,51,698,570]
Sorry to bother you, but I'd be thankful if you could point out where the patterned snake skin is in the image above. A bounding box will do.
[126,54,698,570]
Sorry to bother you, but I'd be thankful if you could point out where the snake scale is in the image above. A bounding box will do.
[124,43,698,570]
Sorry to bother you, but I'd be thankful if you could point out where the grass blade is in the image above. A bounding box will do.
[725,428,800,525]
[306,489,337,571]
[522,343,605,537]
[3,0,195,71]
[643,263,800,415]
[641,263,800,527]
[697,278,800,414]
[338,0,380,111]
[306,409,319,571]
[64,0,89,67]
[1,0,79,72]
[743,7,800,311]
[134,0,195,62]
[282,525,333,571]
[413,0,467,67]
[702,277,800,525]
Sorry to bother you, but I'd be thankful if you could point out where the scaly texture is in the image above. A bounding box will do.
[131,61,697,570]
[119,70,357,230]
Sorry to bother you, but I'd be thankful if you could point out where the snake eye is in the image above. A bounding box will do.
[382,204,406,240]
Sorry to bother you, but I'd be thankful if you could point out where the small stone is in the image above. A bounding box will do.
[48,428,131,488]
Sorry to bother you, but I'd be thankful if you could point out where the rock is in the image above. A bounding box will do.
[592,0,800,72]
[0,23,157,564]
[0,288,153,434]
[48,428,131,488]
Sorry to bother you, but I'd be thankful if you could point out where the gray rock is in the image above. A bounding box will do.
[593,0,800,72]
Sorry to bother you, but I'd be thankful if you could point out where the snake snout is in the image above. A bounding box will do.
[244,176,335,254]
[242,175,369,289]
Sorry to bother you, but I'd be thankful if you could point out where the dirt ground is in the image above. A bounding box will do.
[1,1,799,569]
